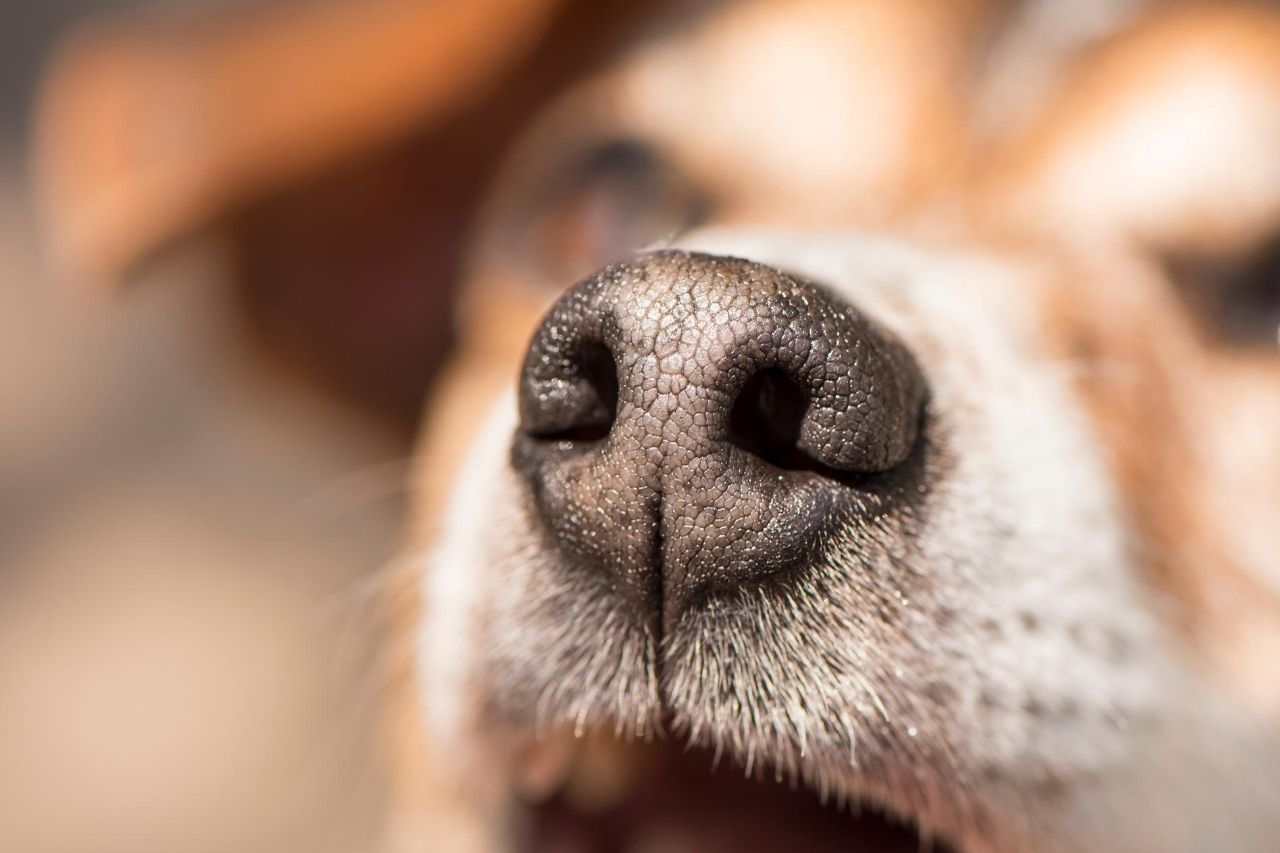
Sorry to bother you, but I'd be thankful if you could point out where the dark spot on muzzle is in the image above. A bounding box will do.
[513,250,926,630]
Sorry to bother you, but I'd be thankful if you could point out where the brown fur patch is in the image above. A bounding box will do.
[1037,252,1280,706]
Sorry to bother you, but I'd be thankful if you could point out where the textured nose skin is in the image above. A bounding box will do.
[514,250,925,626]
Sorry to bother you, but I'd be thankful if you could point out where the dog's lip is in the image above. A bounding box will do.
[509,727,945,853]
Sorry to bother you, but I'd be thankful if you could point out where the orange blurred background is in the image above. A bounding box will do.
[3,2,444,851]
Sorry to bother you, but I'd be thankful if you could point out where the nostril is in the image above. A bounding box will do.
[728,368,819,473]
[728,367,915,481]
[527,340,620,443]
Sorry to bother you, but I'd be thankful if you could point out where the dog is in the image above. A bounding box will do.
[27,0,1280,850]
[390,2,1280,851]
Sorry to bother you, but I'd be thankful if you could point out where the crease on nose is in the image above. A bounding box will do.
[513,250,926,626]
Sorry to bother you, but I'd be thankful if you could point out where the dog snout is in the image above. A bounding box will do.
[514,250,926,626]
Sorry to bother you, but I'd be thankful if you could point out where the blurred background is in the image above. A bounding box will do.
[2,2,420,852]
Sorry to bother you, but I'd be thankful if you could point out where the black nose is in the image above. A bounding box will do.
[514,250,925,627]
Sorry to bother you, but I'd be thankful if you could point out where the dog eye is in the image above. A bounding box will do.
[1163,235,1280,348]
[496,137,713,287]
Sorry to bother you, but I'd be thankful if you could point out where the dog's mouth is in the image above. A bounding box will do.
[512,730,947,853]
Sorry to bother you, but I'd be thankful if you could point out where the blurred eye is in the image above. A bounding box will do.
[1163,235,1280,348]
[493,136,713,287]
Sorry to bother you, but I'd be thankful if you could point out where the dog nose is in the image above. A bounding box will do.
[514,250,925,626]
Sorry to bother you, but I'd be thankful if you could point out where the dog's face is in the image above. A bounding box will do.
[406,3,1280,851]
